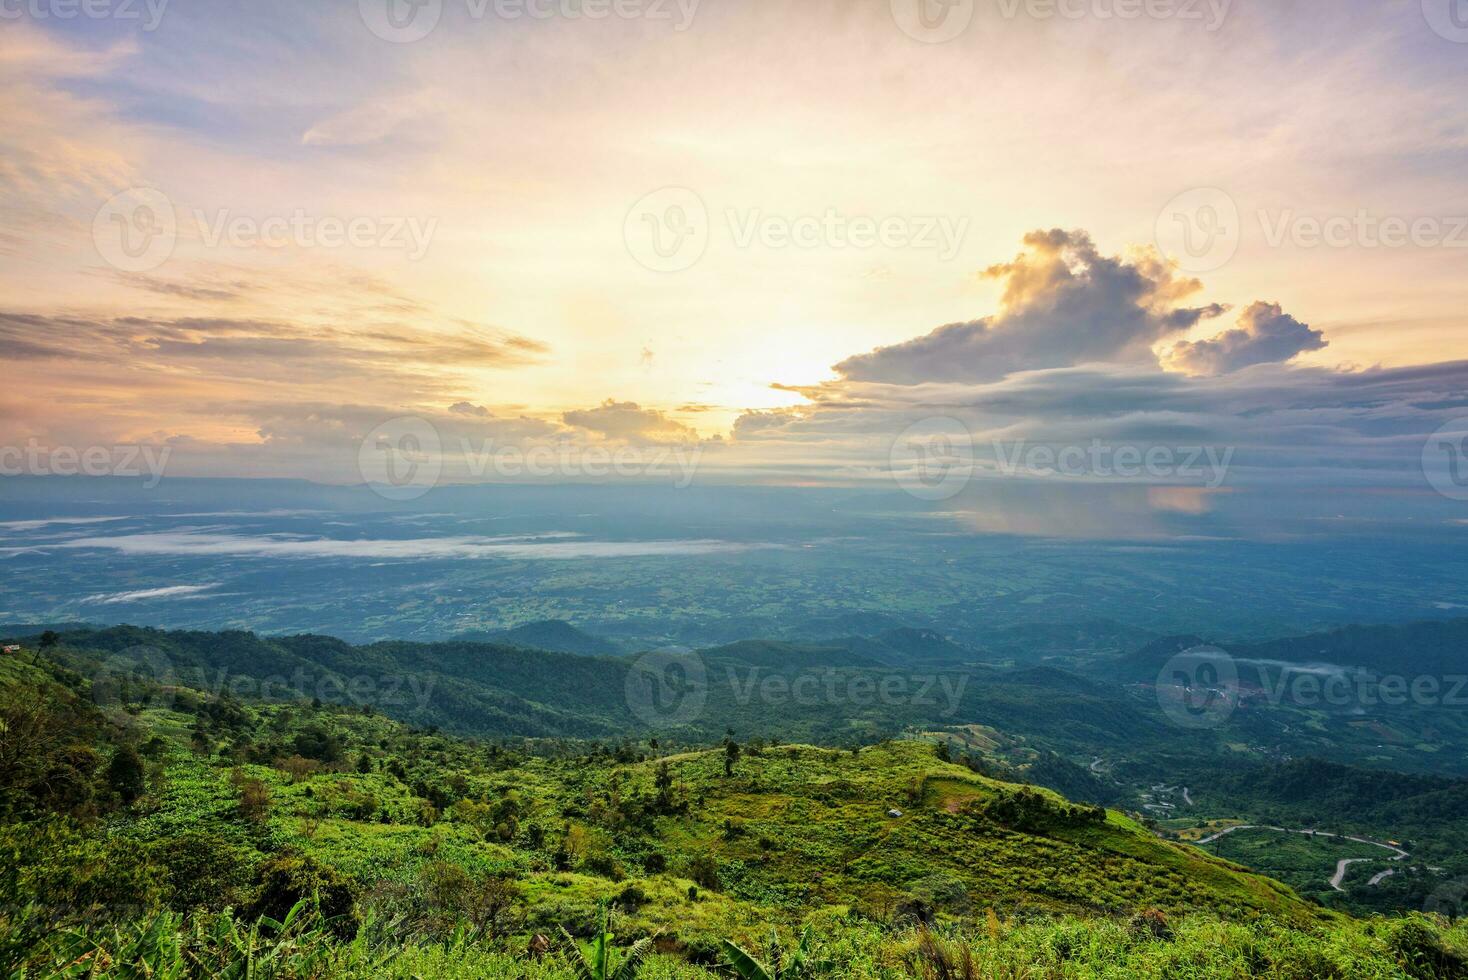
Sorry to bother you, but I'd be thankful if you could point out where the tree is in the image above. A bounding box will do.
[247,853,358,931]
[38,631,59,650]
[106,744,146,804]
[292,724,343,764]
[151,830,250,911]
[236,776,272,823]
[724,737,741,777]
[418,860,523,936]
[654,761,676,811]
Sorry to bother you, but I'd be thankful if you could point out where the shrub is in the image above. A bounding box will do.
[246,854,359,934]
[1127,908,1174,942]
[150,831,253,912]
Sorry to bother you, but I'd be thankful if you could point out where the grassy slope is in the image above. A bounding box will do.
[13,652,1468,978]
[118,696,1319,947]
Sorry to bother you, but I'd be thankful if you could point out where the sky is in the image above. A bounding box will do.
[2,0,1467,508]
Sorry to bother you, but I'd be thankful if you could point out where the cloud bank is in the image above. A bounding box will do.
[834,230,1228,384]
[1163,301,1328,375]
[722,230,1468,502]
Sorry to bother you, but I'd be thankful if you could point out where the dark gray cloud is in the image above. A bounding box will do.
[735,359,1468,492]
[1164,301,1328,375]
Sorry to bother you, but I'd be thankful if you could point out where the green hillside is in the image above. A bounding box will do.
[4,640,1468,978]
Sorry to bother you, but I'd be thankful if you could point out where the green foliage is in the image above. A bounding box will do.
[106,744,146,804]
[150,831,254,912]
[30,900,395,979]
[721,926,830,980]
[0,817,163,921]
[6,638,1468,979]
[247,853,360,932]
[558,905,655,980]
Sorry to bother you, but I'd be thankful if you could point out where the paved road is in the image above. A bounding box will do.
[1195,825,1408,891]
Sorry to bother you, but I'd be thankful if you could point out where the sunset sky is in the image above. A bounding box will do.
[3,0,1467,494]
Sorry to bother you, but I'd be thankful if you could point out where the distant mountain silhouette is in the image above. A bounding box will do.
[456,619,620,656]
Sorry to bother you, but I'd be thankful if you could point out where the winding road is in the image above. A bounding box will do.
[1195,825,1408,892]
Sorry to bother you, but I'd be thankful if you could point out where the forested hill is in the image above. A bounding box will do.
[454,620,622,657]
[1113,618,1468,678]
[16,625,1167,750]
[3,630,1468,977]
